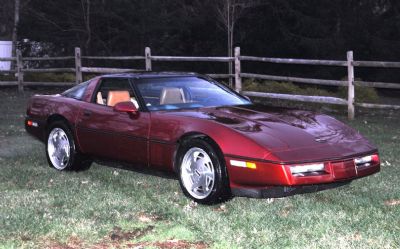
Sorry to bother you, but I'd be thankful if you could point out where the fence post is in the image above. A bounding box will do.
[75,47,82,84]
[145,47,152,71]
[16,49,24,93]
[347,51,355,120]
[234,47,242,93]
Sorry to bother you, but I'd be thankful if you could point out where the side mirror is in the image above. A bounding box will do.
[113,101,138,115]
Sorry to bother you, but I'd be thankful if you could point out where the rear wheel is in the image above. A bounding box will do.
[177,138,230,204]
[46,121,92,171]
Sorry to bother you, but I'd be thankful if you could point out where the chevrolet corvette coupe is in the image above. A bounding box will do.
[25,72,380,204]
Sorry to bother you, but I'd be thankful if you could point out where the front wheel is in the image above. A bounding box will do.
[46,121,92,171]
[177,138,230,204]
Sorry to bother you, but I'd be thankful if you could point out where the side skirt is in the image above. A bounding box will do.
[93,158,177,179]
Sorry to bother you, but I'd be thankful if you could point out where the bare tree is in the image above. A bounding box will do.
[10,0,20,70]
[214,0,269,86]
[180,0,268,86]
[81,0,91,54]
[0,1,14,41]
[12,0,21,55]
[24,0,92,55]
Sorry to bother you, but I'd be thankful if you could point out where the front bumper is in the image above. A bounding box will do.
[225,153,380,197]
[232,181,352,198]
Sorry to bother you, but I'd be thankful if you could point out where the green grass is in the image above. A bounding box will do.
[0,89,399,248]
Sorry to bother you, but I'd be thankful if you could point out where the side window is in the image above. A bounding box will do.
[93,78,139,108]
[136,78,189,108]
[62,80,90,100]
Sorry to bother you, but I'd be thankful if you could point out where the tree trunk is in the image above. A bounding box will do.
[228,27,233,87]
[11,0,20,70]
[82,0,91,55]
[227,0,233,87]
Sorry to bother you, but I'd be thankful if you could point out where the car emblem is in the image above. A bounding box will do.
[315,138,327,143]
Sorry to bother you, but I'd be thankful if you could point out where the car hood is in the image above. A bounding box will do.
[169,105,377,162]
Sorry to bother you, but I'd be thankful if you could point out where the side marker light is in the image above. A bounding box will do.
[230,160,257,169]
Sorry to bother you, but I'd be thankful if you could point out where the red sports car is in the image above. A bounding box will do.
[25,73,380,204]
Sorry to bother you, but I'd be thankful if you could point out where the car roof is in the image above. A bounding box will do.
[101,72,202,79]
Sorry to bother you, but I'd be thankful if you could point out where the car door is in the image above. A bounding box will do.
[75,77,150,166]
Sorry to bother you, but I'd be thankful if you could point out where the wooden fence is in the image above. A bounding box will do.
[1,46,400,119]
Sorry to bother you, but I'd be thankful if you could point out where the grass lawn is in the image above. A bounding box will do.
[0,88,399,249]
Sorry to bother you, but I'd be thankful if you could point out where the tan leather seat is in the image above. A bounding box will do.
[97,92,105,105]
[107,90,131,107]
[160,87,186,105]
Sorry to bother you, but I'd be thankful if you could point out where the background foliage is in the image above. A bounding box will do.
[4,0,399,83]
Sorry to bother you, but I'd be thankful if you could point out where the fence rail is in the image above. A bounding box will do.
[353,61,400,68]
[150,56,233,62]
[22,68,75,73]
[239,56,347,67]
[81,67,142,74]
[82,56,145,60]
[0,57,16,61]
[242,91,348,106]
[23,56,74,61]
[355,80,400,89]
[240,73,347,87]
[1,46,400,119]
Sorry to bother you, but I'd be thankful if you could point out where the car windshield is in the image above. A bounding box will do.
[136,76,252,111]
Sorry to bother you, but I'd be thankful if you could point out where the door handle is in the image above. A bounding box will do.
[83,110,92,117]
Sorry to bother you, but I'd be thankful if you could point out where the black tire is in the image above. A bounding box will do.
[46,121,92,171]
[177,138,230,205]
